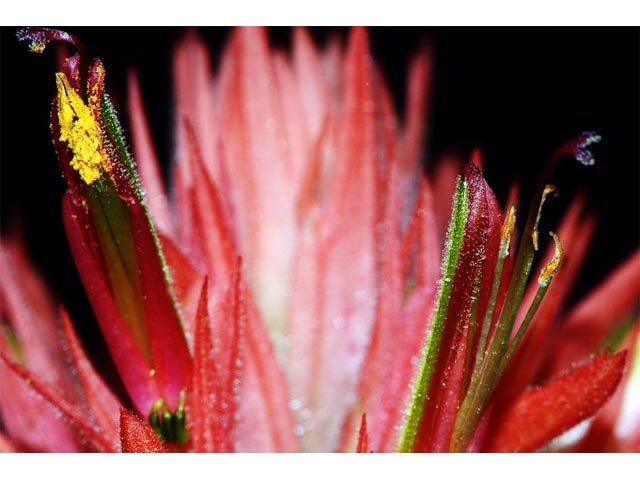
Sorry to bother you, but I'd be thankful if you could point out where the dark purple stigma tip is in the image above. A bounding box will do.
[573,131,601,166]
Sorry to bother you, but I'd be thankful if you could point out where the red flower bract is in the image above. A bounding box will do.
[1,27,638,453]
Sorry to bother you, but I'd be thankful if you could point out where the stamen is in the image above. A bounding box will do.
[500,205,517,257]
[473,205,517,372]
[539,232,563,287]
[532,185,559,251]
[499,232,564,372]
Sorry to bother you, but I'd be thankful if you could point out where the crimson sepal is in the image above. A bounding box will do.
[486,351,627,452]
[413,164,502,452]
[129,201,192,410]
[62,191,158,414]
[120,408,167,453]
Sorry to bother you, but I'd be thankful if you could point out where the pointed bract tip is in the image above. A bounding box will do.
[356,413,369,453]
[120,408,167,453]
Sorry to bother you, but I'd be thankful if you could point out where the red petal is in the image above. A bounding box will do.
[235,292,297,452]
[217,27,296,337]
[173,30,218,177]
[0,432,17,453]
[486,351,627,452]
[288,27,381,451]
[341,91,440,453]
[356,414,370,453]
[185,121,237,286]
[400,177,440,293]
[119,408,166,453]
[0,236,76,396]
[0,354,114,452]
[171,31,222,253]
[571,324,638,452]
[274,50,309,185]
[59,307,121,450]
[157,232,202,343]
[399,46,431,185]
[127,70,173,235]
[188,277,219,451]
[0,336,80,452]
[293,27,330,147]
[188,273,243,452]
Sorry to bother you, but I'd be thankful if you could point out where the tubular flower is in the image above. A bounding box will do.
[1,27,638,453]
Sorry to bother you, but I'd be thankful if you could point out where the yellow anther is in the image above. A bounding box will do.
[539,232,563,286]
[499,205,517,257]
[532,184,559,251]
[55,72,109,184]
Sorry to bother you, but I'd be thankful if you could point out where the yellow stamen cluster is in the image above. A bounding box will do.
[55,72,109,184]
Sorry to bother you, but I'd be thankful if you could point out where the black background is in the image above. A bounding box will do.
[1,28,638,356]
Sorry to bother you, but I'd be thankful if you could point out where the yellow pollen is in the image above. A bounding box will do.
[539,232,563,286]
[532,184,559,251]
[55,73,109,184]
[500,205,517,245]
